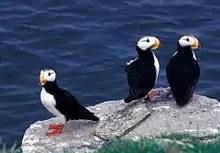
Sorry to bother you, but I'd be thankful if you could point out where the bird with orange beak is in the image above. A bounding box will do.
[38,69,99,136]
[166,35,201,106]
[124,36,162,103]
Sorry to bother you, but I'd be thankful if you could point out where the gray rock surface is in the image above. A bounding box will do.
[126,93,220,139]
[21,87,220,153]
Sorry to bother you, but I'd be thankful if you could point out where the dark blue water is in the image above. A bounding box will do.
[0,0,220,147]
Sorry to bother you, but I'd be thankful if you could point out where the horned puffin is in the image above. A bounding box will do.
[38,69,99,136]
[166,35,201,107]
[124,36,162,103]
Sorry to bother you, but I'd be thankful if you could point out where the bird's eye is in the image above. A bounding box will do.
[48,72,52,76]
[146,38,150,42]
[186,37,189,42]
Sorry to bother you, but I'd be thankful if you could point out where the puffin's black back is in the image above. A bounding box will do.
[54,89,99,122]
[43,81,99,122]
[166,45,200,106]
[126,47,157,99]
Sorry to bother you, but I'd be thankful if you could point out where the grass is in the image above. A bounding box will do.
[2,133,220,153]
[0,141,22,153]
[94,133,220,153]
[0,146,22,153]
[94,138,164,153]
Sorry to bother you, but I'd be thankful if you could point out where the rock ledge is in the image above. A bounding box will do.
[21,88,220,153]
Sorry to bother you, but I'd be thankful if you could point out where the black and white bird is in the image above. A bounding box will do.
[38,69,99,136]
[166,35,201,106]
[124,36,162,103]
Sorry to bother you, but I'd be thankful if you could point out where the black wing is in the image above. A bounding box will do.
[54,89,99,121]
[128,61,156,88]
[166,57,200,106]
[126,58,156,99]
[126,59,138,88]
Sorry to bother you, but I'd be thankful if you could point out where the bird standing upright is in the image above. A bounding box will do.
[166,35,201,106]
[38,69,99,136]
[124,36,162,103]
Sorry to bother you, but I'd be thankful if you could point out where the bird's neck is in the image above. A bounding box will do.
[177,44,194,58]
[43,80,60,95]
[136,47,154,62]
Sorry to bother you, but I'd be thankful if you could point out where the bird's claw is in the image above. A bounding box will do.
[46,124,64,136]
[49,123,63,129]
[146,91,158,101]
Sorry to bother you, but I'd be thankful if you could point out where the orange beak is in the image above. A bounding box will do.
[38,77,41,85]
[38,71,46,86]
[198,41,201,48]
[159,41,162,47]
[191,37,201,49]
[151,37,162,50]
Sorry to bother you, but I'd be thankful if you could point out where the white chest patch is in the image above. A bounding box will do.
[153,53,160,83]
[192,50,196,60]
[40,88,65,122]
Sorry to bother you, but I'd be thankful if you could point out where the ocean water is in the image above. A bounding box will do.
[0,0,220,147]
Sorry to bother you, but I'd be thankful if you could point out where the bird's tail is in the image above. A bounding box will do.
[83,109,99,121]
[90,113,99,121]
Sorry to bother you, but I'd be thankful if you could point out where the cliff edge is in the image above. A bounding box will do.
[21,88,220,153]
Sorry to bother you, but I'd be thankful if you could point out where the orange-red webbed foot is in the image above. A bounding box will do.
[46,124,64,136]
[49,123,63,130]
[146,91,158,101]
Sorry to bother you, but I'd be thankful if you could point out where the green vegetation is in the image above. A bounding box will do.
[94,133,220,153]
[0,145,22,153]
[2,133,220,153]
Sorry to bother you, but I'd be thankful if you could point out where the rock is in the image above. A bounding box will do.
[125,91,220,139]
[94,101,151,140]
[21,87,220,153]
[21,96,151,153]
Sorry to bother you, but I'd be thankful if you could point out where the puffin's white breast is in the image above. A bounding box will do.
[153,53,160,83]
[40,87,64,118]
[192,50,197,60]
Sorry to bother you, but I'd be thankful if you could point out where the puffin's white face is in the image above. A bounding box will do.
[178,35,201,49]
[38,69,56,86]
[137,36,161,51]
